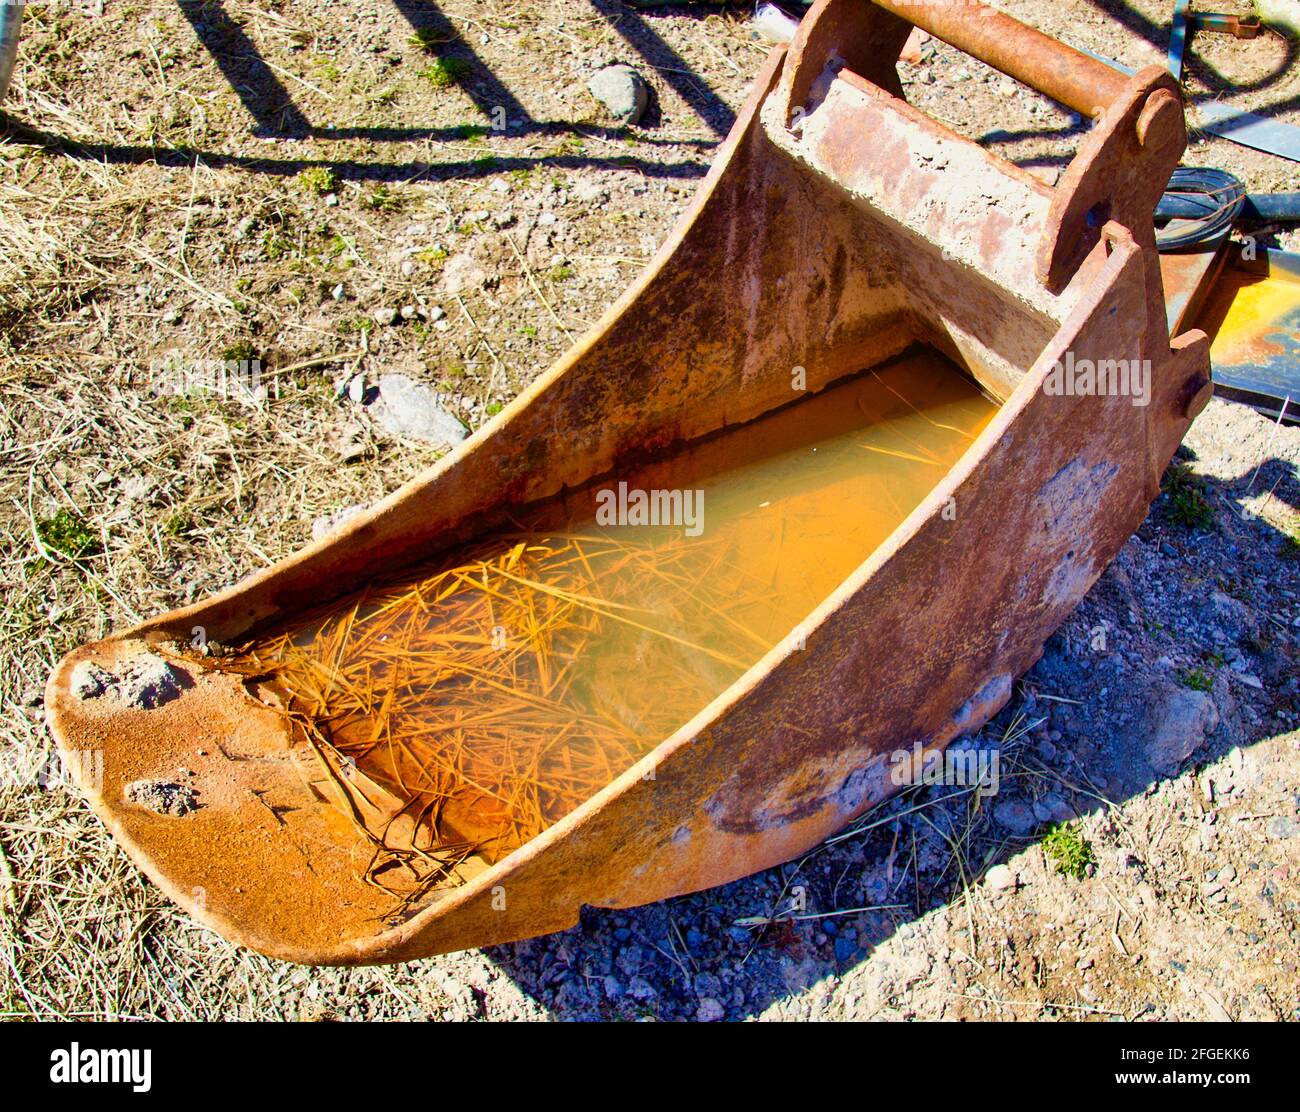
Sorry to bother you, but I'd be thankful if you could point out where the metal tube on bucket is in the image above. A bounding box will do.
[871,0,1129,117]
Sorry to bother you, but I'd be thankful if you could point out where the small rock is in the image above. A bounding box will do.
[986,864,1018,891]
[1268,816,1298,840]
[367,373,469,447]
[400,304,417,320]
[372,306,399,327]
[587,63,650,124]
[330,283,346,301]
[993,798,1038,836]
[626,976,656,1002]
[696,997,725,1022]
[1143,681,1220,775]
[327,420,369,463]
[125,779,199,817]
[1032,792,1077,825]
[121,656,187,710]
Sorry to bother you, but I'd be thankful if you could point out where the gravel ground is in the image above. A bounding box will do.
[0,0,1297,1021]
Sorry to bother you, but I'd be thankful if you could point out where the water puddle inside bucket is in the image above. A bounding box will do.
[234,349,996,899]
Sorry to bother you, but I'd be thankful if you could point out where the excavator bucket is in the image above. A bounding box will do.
[45,0,1211,964]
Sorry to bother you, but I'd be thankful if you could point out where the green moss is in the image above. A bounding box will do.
[37,509,99,560]
[221,340,259,364]
[419,57,470,89]
[163,512,193,538]
[1179,667,1213,692]
[362,184,405,212]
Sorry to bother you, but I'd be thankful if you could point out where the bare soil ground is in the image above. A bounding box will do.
[0,0,1298,1021]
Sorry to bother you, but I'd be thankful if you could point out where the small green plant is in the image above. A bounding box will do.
[419,57,470,89]
[454,123,489,143]
[297,166,339,196]
[163,512,193,538]
[484,401,504,417]
[1043,822,1094,880]
[548,265,575,282]
[362,184,404,212]
[1162,461,1214,530]
[1179,667,1213,692]
[222,339,259,364]
[37,510,99,560]
[417,246,449,267]
[261,230,293,260]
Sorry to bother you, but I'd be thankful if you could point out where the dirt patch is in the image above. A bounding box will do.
[125,779,200,818]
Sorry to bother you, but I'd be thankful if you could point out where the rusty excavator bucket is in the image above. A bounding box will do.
[46,0,1211,964]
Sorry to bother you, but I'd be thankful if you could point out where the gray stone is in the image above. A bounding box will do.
[1144,681,1220,775]
[1032,792,1077,825]
[587,63,650,124]
[993,798,1038,836]
[986,864,1018,892]
[72,662,114,701]
[371,305,399,326]
[367,374,469,447]
[1209,590,1258,641]
[696,997,725,1022]
[1268,816,1298,840]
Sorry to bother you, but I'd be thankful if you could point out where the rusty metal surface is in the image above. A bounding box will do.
[875,0,1128,117]
[46,2,1211,964]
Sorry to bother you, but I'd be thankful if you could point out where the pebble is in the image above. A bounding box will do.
[372,306,399,326]
[986,864,1018,892]
[993,798,1038,836]
[696,997,725,1022]
[587,63,650,124]
[365,373,469,448]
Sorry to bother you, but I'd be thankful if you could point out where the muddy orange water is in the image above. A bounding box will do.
[236,349,997,892]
